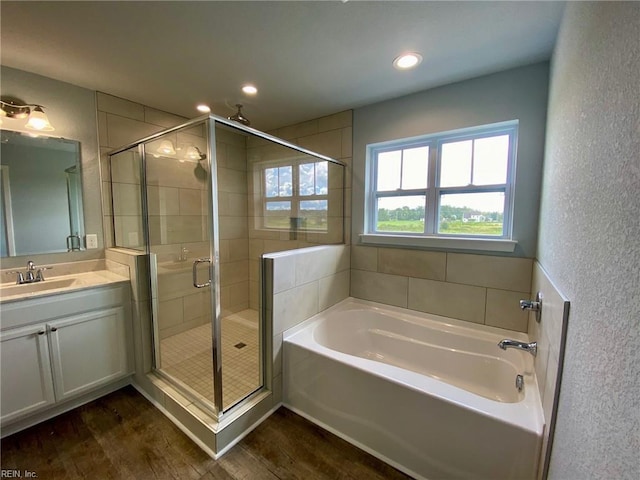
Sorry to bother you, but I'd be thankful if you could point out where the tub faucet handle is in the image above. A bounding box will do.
[519,292,543,322]
[519,300,540,311]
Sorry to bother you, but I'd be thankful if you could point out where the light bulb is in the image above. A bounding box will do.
[242,84,258,95]
[25,106,55,131]
[393,52,423,70]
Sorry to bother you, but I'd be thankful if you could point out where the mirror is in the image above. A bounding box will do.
[0,130,85,257]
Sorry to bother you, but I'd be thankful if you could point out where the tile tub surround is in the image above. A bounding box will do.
[264,244,351,404]
[351,246,533,332]
[528,262,570,480]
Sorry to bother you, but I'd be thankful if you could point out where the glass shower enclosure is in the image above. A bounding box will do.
[108,116,344,418]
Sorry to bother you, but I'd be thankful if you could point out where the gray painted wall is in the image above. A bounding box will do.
[353,62,550,258]
[0,66,102,267]
[538,3,640,478]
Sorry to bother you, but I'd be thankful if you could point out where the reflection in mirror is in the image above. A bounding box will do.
[0,130,84,257]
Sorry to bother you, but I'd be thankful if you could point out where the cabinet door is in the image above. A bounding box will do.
[48,307,129,401]
[0,324,55,424]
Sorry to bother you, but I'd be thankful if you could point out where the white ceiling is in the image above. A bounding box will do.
[0,1,565,131]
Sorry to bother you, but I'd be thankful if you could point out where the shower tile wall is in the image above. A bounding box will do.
[246,111,353,310]
[216,127,250,317]
[351,246,533,332]
[97,92,188,250]
[97,93,187,386]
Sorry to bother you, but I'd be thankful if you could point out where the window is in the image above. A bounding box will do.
[366,121,517,247]
[262,160,329,231]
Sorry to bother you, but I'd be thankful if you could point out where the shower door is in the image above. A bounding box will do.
[144,120,225,414]
[142,119,264,416]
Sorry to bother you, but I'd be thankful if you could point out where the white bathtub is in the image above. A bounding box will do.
[283,298,544,480]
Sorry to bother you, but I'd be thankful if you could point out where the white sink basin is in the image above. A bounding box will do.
[0,278,82,298]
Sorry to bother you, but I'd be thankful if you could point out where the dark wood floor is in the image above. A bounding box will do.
[1,386,411,479]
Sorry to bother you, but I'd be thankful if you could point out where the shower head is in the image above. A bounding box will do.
[228,104,250,126]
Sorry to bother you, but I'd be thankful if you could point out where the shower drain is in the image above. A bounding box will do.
[234,342,247,349]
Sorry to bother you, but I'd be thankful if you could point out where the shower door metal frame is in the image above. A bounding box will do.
[107,113,347,421]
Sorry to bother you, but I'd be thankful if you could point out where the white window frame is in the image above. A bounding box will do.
[363,121,519,252]
[261,159,329,232]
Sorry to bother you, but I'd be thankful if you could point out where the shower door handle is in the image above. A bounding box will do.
[192,258,212,288]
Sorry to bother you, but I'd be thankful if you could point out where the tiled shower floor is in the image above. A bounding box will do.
[159,309,260,409]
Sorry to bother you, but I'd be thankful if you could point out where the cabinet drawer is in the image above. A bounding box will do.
[0,283,130,330]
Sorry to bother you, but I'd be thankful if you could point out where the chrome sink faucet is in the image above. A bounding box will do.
[498,339,537,357]
[5,261,53,284]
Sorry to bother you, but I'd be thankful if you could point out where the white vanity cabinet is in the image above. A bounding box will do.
[0,324,56,423]
[0,283,133,429]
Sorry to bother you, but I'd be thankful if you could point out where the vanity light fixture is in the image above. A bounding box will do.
[0,96,55,131]
[25,106,55,131]
[392,52,423,70]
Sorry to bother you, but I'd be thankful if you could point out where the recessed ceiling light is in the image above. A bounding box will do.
[242,84,258,95]
[196,104,211,113]
[393,52,423,70]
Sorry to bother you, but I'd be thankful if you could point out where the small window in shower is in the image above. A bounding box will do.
[261,160,330,232]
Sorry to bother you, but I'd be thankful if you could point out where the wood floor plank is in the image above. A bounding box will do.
[216,445,280,480]
[1,386,412,480]
[247,408,410,480]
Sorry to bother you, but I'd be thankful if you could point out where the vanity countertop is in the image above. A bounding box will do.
[0,270,130,304]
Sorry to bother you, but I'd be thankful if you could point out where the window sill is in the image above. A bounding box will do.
[359,234,517,253]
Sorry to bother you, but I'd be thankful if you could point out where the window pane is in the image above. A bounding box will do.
[300,200,328,231]
[401,146,429,190]
[264,201,291,229]
[278,166,292,196]
[300,200,328,211]
[266,201,291,211]
[377,150,401,191]
[473,135,509,185]
[299,163,315,196]
[376,196,426,233]
[315,161,328,195]
[440,140,471,187]
[265,167,279,197]
[438,192,505,236]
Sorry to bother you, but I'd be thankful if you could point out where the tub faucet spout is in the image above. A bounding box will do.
[498,339,537,357]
